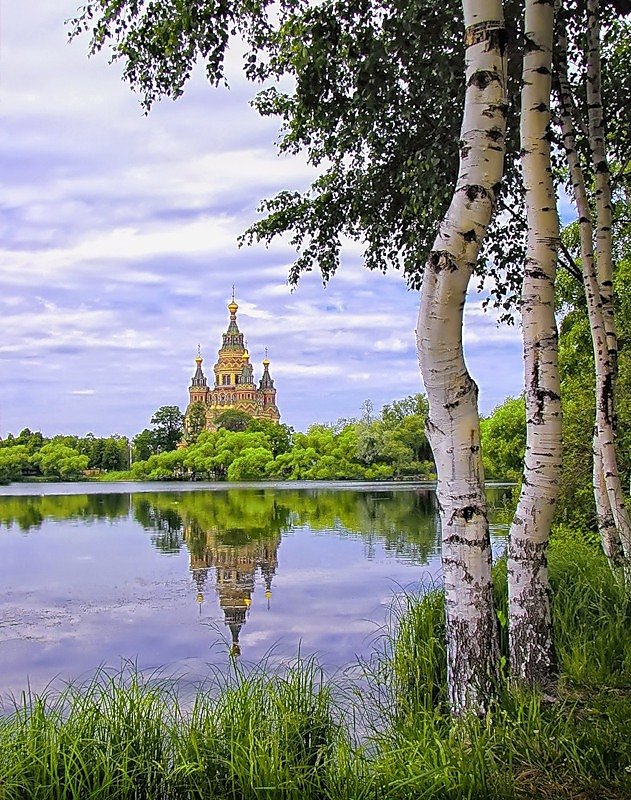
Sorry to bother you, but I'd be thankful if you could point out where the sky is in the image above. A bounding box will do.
[0,1,525,439]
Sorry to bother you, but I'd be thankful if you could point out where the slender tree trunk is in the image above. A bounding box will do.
[593,446,625,567]
[586,0,617,367]
[417,0,507,715]
[555,24,631,574]
[508,0,560,687]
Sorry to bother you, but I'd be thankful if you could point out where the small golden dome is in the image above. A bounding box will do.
[262,358,270,367]
[228,300,238,314]
[242,350,250,361]
[195,355,203,364]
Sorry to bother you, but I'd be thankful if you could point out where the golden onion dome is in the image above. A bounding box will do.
[228,300,238,314]
[262,358,270,367]
[242,350,250,361]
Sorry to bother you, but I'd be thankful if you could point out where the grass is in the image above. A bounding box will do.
[2,529,631,799]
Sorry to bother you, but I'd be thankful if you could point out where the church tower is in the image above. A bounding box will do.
[184,293,281,430]
[188,347,210,406]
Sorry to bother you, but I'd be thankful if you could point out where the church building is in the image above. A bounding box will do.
[185,296,280,430]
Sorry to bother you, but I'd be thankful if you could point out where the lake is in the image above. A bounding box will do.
[0,481,511,698]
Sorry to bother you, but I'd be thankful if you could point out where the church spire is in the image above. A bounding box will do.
[221,290,244,351]
[259,350,275,390]
[191,346,207,388]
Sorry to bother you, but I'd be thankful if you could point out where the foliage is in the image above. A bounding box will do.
[480,396,526,482]
[215,409,254,432]
[150,405,184,452]
[132,428,158,462]
[246,419,294,456]
[185,401,207,444]
[0,445,32,484]
[31,443,89,480]
[113,394,434,482]
[227,446,276,480]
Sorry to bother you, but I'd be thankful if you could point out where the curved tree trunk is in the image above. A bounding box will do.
[508,0,560,687]
[417,0,507,716]
[555,23,631,574]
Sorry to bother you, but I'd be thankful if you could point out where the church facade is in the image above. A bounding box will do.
[185,297,280,430]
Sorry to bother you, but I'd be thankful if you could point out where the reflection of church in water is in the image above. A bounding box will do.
[185,524,282,656]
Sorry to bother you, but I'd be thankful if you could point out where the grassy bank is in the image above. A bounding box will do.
[2,529,630,799]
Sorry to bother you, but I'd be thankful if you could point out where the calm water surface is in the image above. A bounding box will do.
[0,481,510,697]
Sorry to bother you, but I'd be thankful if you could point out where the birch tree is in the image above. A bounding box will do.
[553,3,631,577]
[417,0,507,713]
[507,0,560,686]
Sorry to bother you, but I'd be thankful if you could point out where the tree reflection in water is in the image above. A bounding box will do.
[0,485,510,659]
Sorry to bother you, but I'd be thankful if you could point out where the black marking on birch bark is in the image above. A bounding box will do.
[444,535,490,550]
[525,267,550,281]
[459,140,471,159]
[464,185,490,203]
[524,34,543,53]
[464,20,506,50]
[534,65,551,74]
[600,372,614,425]
[486,127,503,142]
[508,539,556,686]
[447,613,499,716]
[595,160,609,174]
[533,102,548,113]
[428,250,459,273]
[467,70,501,91]
[462,229,478,243]
[461,505,483,522]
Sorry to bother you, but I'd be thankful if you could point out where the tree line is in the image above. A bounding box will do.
[0,394,434,484]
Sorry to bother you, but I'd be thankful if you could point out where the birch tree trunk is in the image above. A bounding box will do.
[417,0,507,716]
[508,0,560,687]
[555,24,631,574]
[586,0,617,367]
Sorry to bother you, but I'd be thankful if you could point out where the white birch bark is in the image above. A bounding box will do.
[417,0,507,715]
[508,0,560,686]
[555,27,631,572]
[593,446,625,568]
[586,0,617,364]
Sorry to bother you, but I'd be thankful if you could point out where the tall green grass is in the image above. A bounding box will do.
[2,529,630,799]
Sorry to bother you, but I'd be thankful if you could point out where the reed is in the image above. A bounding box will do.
[1,530,630,799]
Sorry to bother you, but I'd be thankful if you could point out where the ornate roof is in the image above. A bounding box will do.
[259,360,275,390]
[219,301,245,353]
[191,348,208,388]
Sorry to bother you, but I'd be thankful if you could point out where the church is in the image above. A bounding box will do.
[185,295,280,430]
